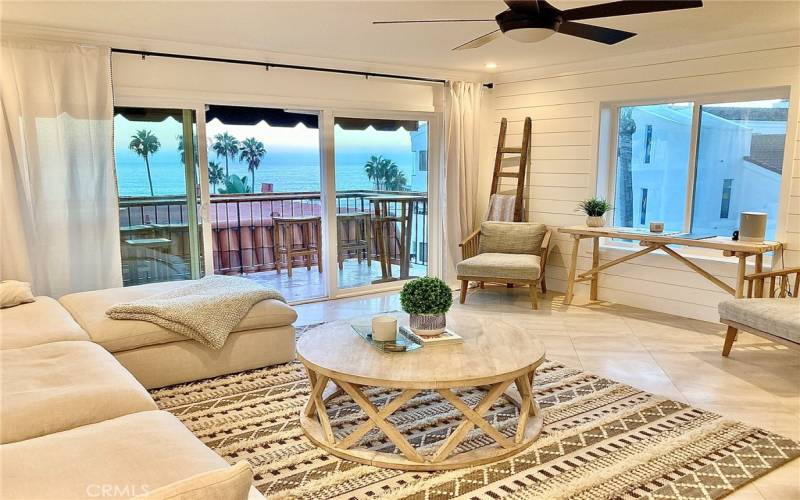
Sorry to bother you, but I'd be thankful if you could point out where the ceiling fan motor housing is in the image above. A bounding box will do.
[495,7,562,34]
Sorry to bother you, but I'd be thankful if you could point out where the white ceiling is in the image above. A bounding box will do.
[2,0,798,74]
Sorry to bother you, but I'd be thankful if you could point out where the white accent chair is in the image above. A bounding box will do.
[718,267,800,356]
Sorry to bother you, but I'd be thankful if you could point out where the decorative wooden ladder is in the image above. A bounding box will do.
[489,117,532,222]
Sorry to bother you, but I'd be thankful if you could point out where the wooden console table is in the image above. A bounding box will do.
[558,226,782,305]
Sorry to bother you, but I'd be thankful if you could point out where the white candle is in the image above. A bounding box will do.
[371,315,397,342]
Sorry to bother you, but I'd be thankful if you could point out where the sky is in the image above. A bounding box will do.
[113,115,426,196]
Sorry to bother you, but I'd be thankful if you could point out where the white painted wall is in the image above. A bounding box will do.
[111,52,438,113]
[478,32,800,322]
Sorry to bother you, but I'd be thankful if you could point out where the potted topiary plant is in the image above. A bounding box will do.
[400,276,453,337]
[577,198,612,227]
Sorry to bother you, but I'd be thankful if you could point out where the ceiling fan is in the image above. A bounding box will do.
[374,0,703,50]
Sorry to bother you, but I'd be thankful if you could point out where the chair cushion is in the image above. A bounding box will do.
[457,253,542,281]
[0,341,156,444]
[478,222,547,256]
[0,296,89,350]
[0,410,235,499]
[719,298,800,345]
[59,281,297,352]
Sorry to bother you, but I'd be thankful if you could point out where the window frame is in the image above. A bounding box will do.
[601,88,791,256]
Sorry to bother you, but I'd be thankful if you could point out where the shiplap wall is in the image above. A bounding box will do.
[478,34,800,322]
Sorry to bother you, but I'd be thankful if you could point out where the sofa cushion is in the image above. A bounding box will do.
[719,297,800,344]
[0,296,89,349]
[457,253,542,281]
[137,461,252,500]
[0,410,236,499]
[59,281,297,352]
[0,280,35,308]
[0,341,156,443]
[478,222,547,256]
[117,325,296,389]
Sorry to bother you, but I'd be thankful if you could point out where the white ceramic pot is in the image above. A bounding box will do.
[586,215,605,227]
[409,313,446,337]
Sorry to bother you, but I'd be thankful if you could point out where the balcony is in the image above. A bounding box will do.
[118,190,428,300]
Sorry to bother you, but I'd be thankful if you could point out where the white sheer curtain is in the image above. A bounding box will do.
[443,81,482,281]
[1,39,122,297]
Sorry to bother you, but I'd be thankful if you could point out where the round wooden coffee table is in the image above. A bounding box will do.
[297,317,545,471]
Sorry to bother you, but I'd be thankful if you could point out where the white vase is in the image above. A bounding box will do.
[586,215,605,227]
[409,313,446,337]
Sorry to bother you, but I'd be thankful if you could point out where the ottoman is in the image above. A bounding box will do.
[59,281,297,388]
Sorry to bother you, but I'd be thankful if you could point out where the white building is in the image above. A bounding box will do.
[619,104,784,239]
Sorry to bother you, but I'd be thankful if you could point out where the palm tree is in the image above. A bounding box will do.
[208,161,225,194]
[129,129,161,196]
[616,108,636,227]
[364,155,405,191]
[176,133,199,166]
[364,155,382,190]
[211,132,239,178]
[238,137,266,194]
[385,169,408,191]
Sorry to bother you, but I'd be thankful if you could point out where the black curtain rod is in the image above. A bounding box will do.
[111,48,447,85]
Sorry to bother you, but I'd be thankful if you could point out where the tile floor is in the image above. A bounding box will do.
[293,285,800,499]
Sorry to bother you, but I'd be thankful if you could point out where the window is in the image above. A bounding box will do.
[203,105,324,302]
[720,179,733,219]
[334,118,429,289]
[640,188,648,225]
[418,150,428,172]
[113,108,204,287]
[643,125,653,164]
[692,99,787,240]
[613,103,693,231]
[611,97,788,240]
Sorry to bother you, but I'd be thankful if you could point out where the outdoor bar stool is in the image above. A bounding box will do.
[273,215,322,278]
[336,212,371,270]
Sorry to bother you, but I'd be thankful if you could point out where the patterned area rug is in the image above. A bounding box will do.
[150,325,799,499]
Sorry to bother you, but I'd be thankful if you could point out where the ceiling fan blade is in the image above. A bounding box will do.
[373,19,495,24]
[453,29,502,51]
[557,21,636,44]
[504,0,541,15]
[563,1,703,21]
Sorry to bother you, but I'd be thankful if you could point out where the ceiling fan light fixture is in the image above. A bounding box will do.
[504,27,554,43]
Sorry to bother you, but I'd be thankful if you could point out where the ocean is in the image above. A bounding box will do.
[115,152,418,197]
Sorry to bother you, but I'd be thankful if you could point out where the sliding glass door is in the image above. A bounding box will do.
[113,103,439,301]
[333,116,430,289]
[113,107,203,286]
[202,105,325,302]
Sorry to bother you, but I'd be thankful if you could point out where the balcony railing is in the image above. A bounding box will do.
[118,190,428,285]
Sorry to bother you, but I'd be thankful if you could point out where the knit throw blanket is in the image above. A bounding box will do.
[106,275,286,349]
[484,194,517,221]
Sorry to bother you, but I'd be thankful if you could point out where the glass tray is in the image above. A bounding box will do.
[350,324,422,353]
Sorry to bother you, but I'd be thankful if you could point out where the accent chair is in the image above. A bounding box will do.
[457,221,551,309]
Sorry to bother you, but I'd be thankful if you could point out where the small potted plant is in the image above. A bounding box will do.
[577,198,612,227]
[400,276,453,336]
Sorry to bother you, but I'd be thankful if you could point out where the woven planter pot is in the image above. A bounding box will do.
[409,313,446,337]
[586,215,606,227]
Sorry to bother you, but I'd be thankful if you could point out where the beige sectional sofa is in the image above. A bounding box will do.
[1,281,298,499]
[59,281,297,388]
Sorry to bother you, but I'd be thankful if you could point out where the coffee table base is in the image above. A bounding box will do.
[300,369,543,471]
